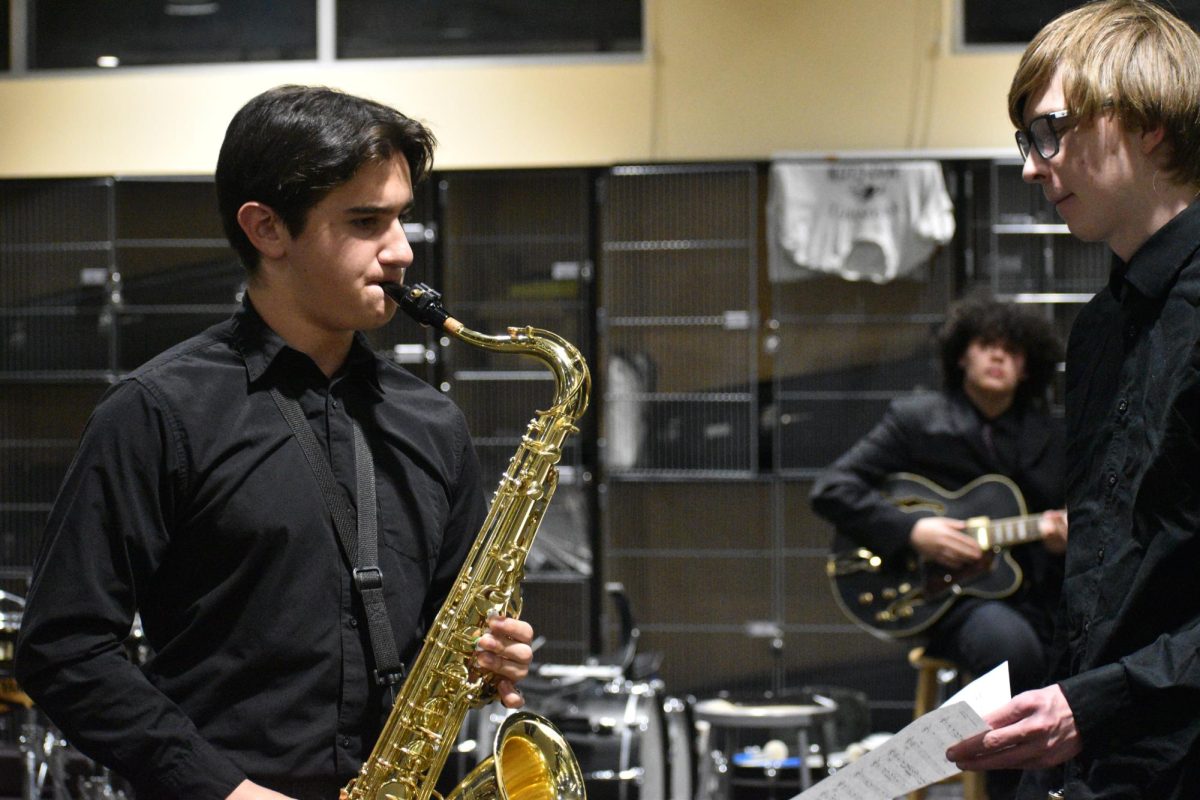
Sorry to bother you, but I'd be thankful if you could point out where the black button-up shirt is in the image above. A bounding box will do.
[1036,200,1200,798]
[15,299,486,800]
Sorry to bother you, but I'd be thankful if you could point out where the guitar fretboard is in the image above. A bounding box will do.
[975,515,1042,548]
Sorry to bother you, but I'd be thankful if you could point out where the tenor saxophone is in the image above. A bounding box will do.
[343,282,590,800]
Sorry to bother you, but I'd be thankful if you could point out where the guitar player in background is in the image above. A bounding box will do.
[810,294,1067,800]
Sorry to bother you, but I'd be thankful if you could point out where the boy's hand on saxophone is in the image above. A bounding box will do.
[475,615,535,709]
[226,779,297,800]
[475,618,537,710]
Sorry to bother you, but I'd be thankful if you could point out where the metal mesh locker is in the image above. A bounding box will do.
[599,163,759,478]
[436,168,596,660]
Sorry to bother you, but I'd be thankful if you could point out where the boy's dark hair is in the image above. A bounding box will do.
[938,295,1063,407]
[216,85,437,272]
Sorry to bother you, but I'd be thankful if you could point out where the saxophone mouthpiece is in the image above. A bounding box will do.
[382,282,458,332]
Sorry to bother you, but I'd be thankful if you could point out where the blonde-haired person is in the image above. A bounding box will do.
[947,2,1200,798]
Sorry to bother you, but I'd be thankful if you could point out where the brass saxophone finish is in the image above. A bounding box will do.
[344,283,590,800]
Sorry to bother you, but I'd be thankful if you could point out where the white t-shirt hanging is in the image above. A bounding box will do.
[768,160,955,283]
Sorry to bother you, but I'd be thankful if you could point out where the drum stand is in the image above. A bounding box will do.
[17,707,130,800]
[19,706,69,800]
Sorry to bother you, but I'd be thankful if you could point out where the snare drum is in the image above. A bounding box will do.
[547,680,667,800]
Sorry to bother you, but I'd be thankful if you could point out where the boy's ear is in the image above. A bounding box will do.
[1140,125,1166,157]
[236,202,288,261]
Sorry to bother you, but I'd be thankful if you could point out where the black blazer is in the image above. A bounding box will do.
[810,389,1065,639]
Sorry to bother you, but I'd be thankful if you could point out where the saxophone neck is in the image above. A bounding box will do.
[464,326,590,423]
[387,282,590,424]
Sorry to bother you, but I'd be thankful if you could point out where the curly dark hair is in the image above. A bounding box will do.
[938,295,1063,408]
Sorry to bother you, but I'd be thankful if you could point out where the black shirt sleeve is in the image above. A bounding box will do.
[15,379,247,800]
[809,398,934,561]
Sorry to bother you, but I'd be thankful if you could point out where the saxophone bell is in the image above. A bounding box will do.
[447,712,586,800]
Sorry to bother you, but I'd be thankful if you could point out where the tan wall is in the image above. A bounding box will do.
[0,0,1024,177]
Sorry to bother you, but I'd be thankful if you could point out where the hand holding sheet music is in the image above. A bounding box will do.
[793,662,1011,800]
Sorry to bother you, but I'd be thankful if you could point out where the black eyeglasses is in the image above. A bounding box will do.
[1015,110,1074,161]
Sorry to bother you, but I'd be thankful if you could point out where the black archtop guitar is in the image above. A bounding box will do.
[826,472,1054,640]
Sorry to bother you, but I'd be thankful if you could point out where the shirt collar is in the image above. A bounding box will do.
[1110,198,1200,301]
[955,386,1022,428]
[232,296,383,394]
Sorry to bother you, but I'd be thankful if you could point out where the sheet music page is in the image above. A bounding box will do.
[940,660,1010,716]
[793,662,1011,800]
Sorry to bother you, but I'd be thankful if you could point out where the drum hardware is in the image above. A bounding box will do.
[728,744,806,800]
[0,589,132,800]
[481,586,692,800]
[76,767,131,800]
[20,706,69,800]
[17,710,133,800]
[693,694,838,799]
[454,673,696,800]
[535,663,626,682]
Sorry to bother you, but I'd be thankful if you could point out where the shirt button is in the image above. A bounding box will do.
[1117,399,1128,414]
[348,617,358,628]
[341,736,351,748]
[332,399,340,409]
[1097,547,1105,563]
[1107,473,1118,487]
[1124,323,1137,341]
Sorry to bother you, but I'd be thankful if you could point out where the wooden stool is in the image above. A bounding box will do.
[907,647,987,800]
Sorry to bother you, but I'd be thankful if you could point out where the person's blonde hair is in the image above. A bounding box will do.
[1008,0,1200,187]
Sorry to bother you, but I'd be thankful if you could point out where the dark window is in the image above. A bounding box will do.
[337,0,642,59]
[1,0,10,71]
[28,0,316,69]
[962,0,1200,45]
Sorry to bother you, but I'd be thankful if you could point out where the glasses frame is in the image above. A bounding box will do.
[1016,109,1073,161]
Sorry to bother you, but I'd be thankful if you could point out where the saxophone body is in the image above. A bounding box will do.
[344,283,590,800]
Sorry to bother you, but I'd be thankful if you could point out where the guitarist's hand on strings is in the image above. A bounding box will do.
[910,517,983,569]
[1039,509,1069,554]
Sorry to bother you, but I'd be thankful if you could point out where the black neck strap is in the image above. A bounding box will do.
[270,387,406,687]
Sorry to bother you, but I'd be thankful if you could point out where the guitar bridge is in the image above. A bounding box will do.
[875,584,926,623]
